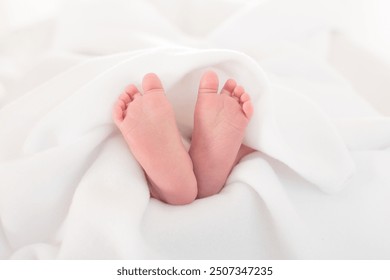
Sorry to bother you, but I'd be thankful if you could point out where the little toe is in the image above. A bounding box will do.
[199,70,219,94]
[125,84,142,99]
[142,73,165,94]
[220,79,236,96]
[242,100,254,120]
[113,101,125,124]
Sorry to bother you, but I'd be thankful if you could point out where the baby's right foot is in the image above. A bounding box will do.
[189,71,254,198]
[113,73,197,205]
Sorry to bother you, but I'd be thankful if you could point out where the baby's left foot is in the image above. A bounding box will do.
[113,73,197,205]
[189,71,254,198]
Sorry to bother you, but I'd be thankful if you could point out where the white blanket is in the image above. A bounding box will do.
[1,0,390,259]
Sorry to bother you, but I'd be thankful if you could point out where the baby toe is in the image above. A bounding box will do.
[233,85,245,102]
[242,100,254,120]
[240,93,250,104]
[199,70,219,94]
[113,101,125,124]
[221,79,236,96]
[119,91,132,104]
[142,73,165,94]
[125,84,142,99]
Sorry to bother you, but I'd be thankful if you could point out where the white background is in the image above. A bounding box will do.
[1,0,390,60]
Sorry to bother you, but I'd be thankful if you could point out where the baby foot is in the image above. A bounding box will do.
[189,70,254,198]
[113,73,197,205]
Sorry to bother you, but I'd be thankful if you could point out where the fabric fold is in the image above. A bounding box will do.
[14,48,355,193]
[1,0,390,260]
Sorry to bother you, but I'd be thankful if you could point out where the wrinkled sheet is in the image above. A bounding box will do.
[0,0,390,259]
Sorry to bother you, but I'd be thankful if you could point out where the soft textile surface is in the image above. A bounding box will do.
[0,0,390,259]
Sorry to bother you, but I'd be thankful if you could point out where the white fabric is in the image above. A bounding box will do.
[0,0,390,259]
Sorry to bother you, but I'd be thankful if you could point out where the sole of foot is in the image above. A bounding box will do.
[189,70,254,198]
[113,73,197,205]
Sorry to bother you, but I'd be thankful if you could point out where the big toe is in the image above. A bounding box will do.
[142,73,165,94]
[199,70,219,94]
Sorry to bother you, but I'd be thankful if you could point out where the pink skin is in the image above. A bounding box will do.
[113,73,197,205]
[113,71,254,205]
[189,71,254,198]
